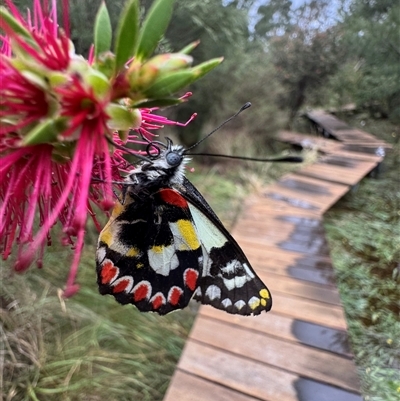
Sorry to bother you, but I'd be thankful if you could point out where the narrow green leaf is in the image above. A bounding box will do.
[189,57,224,79]
[143,58,222,98]
[178,40,200,55]
[0,6,34,41]
[94,2,112,59]
[136,0,176,62]
[114,0,140,72]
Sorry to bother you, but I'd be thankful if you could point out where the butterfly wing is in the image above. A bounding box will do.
[96,188,203,315]
[179,178,272,316]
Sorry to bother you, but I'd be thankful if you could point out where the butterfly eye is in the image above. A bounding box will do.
[166,151,182,167]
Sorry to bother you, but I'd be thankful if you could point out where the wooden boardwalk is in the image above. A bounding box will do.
[163,112,389,401]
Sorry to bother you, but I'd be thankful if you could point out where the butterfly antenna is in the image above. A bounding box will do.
[185,153,303,163]
[184,102,251,153]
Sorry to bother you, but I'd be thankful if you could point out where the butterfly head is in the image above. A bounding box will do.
[125,138,190,188]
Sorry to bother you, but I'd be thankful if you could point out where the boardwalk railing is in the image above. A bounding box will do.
[163,111,390,401]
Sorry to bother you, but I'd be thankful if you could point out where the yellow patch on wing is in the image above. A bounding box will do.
[259,288,270,299]
[111,202,124,217]
[151,245,164,253]
[99,228,114,247]
[126,247,140,257]
[176,219,200,251]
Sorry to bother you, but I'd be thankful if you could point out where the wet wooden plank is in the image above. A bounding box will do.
[199,308,353,357]
[242,198,323,218]
[331,128,385,144]
[297,161,378,186]
[237,241,331,265]
[277,130,342,152]
[262,292,347,330]
[261,174,350,214]
[277,130,385,162]
[306,110,351,134]
[164,370,259,401]
[257,271,341,305]
[189,317,360,392]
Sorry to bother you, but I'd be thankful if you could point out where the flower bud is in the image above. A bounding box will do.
[85,69,111,99]
[106,103,142,130]
[146,53,193,73]
[128,53,192,93]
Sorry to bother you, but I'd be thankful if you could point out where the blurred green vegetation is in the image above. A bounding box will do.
[324,115,400,401]
[2,0,400,400]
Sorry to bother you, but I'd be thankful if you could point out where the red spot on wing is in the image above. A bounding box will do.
[133,282,150,302]
[184,268,199,291]
[168,286,183,306]
[151,293,165,310]
[101,261,118,284]
[113,278,130,293]
[159,189,188,208]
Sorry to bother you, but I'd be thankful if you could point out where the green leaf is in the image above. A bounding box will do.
[132,98,183,108]
[114,0,140,72]
[0,6,34,42]
[178,40,200,55]
[142,70,195,98]
[136,0,176,62]
[142,57,222,98]
[94,2,112,59]
[189,57,224,80]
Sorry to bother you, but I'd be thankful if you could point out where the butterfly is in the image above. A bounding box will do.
[95,135,272,316]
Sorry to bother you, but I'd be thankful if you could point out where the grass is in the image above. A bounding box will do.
[323,114,400,401]
[1,247,195,401]
[1,150,300,401]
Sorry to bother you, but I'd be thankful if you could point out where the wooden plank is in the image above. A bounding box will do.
[233,218,296,244]
[277,130,385,162]
[236,247,337,287]
[297,161,377,186]
[276,130,342,153]
[234,232,330,256]
[233,217,331,252]
[267,292,347,330]
[179,340,301,401]
[242,200,323,218]
[164,370,260,401]
[257,271,341,305]
[331,128,385,144]
[189,317,360,392]
[199,308,353,357]
[261,174,350,213]
[237,241,331,264]
[306,110,350,135]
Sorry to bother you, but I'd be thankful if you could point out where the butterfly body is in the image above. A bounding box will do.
[96,140,272,315]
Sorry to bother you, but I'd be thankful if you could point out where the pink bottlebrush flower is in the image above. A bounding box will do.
[2,0,70,71]
[0,56,49,135]
[0,0,218,298]
[0,0,186,297]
